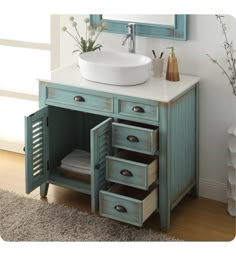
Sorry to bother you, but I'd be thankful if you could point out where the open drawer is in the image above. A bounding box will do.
[106,151,158,190]
[99,184,158,227]
[112,121,158,155]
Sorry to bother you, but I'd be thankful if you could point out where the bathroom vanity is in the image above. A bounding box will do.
[25,63,199,231]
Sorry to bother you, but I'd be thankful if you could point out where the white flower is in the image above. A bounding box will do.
[62,16,104,54]
[96,26,102,32]
[84,18,89,23]
[72,21,77,27]
[101,22,107,28]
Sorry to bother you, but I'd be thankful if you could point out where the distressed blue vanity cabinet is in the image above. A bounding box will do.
[25,64,199,231]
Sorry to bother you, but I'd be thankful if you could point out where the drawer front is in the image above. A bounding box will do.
[47,87,113,113]
[106,156,157,190]
[100,186,157,227]
[117,98,158,122]
[112,123,158,155]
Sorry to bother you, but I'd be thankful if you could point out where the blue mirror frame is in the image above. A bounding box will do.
[90,15,187,41]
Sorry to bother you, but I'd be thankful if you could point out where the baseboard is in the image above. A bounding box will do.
[199,178,227,203]
[0,138,24,154]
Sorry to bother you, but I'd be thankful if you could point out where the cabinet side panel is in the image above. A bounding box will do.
[169,88,196,205]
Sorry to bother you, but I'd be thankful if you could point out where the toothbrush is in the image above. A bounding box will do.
[159,51,164,59]
[152,49,157,58]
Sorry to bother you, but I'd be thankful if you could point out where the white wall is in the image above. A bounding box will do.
[59,15,236,202]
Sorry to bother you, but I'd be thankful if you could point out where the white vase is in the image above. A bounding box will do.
[227,121,236,216]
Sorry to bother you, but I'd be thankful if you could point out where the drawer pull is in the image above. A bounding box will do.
[74,96,85,102]
[114,205,127,213]
[132,106,144,113]
[120,169,133,177]
[127,135,139,143]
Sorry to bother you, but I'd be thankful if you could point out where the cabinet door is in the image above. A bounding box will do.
[25,106,49,194]
[91,118,112,212]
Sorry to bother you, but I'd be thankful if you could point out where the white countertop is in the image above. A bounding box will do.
[39,63,200,103]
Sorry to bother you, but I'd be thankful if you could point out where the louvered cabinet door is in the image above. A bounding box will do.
[25,106,49,194]
[90,118,112,212]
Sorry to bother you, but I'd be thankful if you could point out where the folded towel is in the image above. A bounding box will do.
[61,149,91,170]
[60,164,91,175]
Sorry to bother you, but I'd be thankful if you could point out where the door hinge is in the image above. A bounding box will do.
[47,117,49,127]
[47,160,49,170]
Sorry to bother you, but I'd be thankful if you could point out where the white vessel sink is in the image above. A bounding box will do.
[78,51,152,86]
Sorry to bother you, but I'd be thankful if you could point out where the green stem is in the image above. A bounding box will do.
[65,30,79,44]
[74,26,81,39]
[86,25,88,41]
[94,30,102,42]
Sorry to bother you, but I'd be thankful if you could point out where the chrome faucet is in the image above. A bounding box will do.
[122,23,136,53]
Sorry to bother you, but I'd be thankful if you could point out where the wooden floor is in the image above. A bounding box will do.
[0,149,235,241]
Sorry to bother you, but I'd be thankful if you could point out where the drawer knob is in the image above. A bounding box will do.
[132,106,144,113]
[74,96,85,102]
[114,205,127,213]
[120,169,133,177]
[127,135,139,143]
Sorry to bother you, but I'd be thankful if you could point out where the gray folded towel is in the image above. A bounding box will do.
[60,163,91,175]
[61,149,91,170]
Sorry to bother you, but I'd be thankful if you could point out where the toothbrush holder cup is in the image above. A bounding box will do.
[153,58,164,78]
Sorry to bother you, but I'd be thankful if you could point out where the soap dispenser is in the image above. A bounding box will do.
[166,47,180,81]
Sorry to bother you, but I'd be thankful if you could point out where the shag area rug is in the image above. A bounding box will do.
[0,189,178,241]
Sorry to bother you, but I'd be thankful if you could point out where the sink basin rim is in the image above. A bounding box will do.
[78,51,152,68]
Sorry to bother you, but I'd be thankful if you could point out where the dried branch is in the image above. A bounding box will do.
[207,15,236,96]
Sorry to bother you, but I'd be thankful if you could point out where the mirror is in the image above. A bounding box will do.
[103,15,175,26]
[90,14,187,41]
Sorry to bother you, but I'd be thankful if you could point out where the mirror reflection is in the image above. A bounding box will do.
[103,14,175,26]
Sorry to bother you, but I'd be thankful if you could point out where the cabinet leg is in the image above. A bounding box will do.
[40,183,49,198]
[91,186,99,213]
[159,203,171,232]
